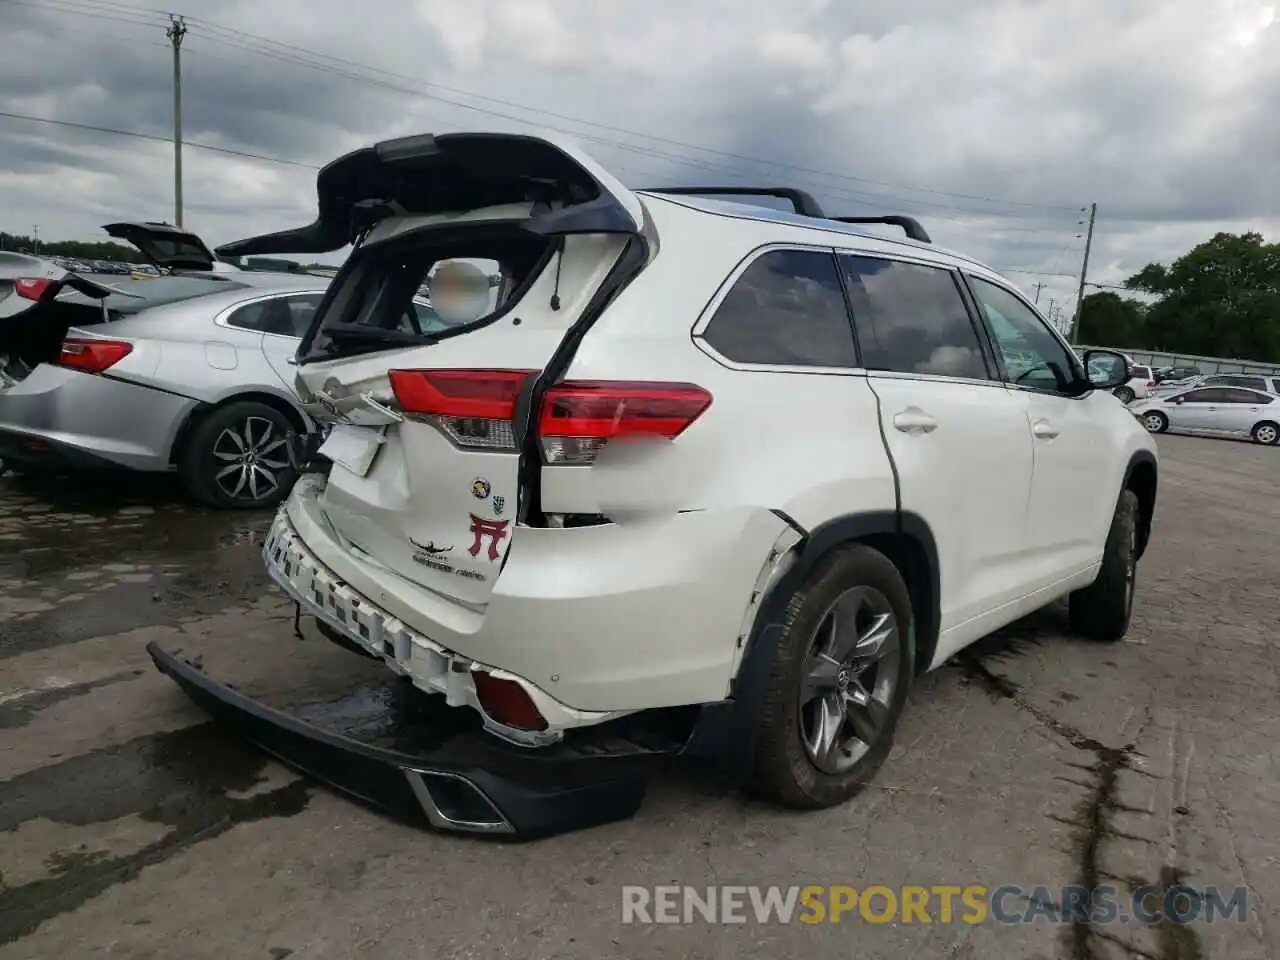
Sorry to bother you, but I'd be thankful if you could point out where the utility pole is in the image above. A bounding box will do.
[1034,281,1044,305]
[1068,202,1097,344]
[166,15,188,227]
[32,224,39,254]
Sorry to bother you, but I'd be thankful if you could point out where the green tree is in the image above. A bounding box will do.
[0,231,138,262]
[1125,232,1280,361]
[1077,291,1148,347]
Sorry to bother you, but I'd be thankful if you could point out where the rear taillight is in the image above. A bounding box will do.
[538,381,713,465]
[388,369,713,463]
[14,277,53,301]
[1146,381,1156,388]
[389,369,535,451]
[58,338,133,374]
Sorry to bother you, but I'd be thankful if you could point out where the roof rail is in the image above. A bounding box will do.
[831,216,931,244]
[643,186,826,218]
[643,186,933,244]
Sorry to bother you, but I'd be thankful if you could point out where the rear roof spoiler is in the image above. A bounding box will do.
[215,132,646,259]
[643,186,932,244]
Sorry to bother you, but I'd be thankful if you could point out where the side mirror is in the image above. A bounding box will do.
[1083,349,1129,390]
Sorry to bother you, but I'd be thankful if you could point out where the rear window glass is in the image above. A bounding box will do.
[301,232,552,362]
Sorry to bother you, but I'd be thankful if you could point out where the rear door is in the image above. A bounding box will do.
[241,133,645,607]
[839,253,1035,647]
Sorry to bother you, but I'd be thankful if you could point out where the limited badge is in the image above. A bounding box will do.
[468,514,510,561]
[492,495,505,516]
[472,478,491,500]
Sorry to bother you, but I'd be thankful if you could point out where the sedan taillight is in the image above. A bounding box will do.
[58,338,133,374]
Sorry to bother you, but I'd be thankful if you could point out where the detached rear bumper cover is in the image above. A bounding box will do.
[147,642,681,838]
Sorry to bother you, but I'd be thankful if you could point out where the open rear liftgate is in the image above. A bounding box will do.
[146,642,692,839]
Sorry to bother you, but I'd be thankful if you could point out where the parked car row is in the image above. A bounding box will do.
[0,221,480,504]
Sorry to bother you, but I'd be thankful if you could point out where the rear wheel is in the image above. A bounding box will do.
[1068,489,1139,642]
[1114,386,1135,403]
[1251,421,1279,445]
[1141,411,1168,434]
[178,401,297,509]
[749,544,915,809]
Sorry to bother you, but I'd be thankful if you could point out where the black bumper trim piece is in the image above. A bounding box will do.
[146,642,674,839]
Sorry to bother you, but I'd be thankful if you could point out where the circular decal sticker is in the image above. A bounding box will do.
[471,478,492,500]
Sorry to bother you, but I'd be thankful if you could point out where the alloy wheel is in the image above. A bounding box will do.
[212,416,289,504]
[1255,424,1278,445]
[797,585,900,775]
[1142,413,1165,433]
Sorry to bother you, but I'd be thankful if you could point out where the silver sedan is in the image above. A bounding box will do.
[1129,385,1280,445]
[1,222,330,508]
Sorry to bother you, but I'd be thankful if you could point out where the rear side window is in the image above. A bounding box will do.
[227,293,324,337]
[841,256,989,380]
[1208,375,1267,391]
[701,249,857,368]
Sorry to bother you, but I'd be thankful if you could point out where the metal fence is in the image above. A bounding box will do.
[1076,346,1280,377]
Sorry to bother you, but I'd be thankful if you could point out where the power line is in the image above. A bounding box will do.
[4,0,1086,220]
[0,109,320,168]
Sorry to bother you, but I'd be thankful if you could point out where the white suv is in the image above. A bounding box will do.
[219,132,1157,824]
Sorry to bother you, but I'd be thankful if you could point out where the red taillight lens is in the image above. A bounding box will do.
[538,381,712,465]
[388,368,536,451]
[14,277,53,301]
[1146,381,1156,388]
[58,338,133,374]
[471,672,547,731]
[386,370,713,463]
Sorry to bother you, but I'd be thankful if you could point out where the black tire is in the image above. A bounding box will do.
[1141,410,1168,434]
[1068,489,1139,642]
[1251,421,1279,446]
[1114,386,1135,403]
[178,400,298,509]
[749,543,915,809]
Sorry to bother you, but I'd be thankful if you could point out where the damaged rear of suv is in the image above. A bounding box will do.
[149,130,1157,837]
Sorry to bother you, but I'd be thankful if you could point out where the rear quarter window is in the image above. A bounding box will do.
[699,249,858,368]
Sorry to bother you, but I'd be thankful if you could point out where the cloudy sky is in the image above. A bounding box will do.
[1,0,1276,323]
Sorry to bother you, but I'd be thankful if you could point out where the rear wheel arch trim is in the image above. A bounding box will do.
[683,509,941,775]
[169,390,307,464]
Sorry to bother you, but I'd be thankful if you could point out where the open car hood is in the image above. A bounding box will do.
[103,221,219,271]
[0,251,142,321]
[214,131,645,258]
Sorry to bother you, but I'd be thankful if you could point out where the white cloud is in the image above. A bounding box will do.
[0,0,1274,312]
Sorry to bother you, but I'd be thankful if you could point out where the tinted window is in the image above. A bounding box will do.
[702,249,857,367]
[1180,389,1226,402]
[1220,388,1268,403]
[842,256,987,379]
[1207,375,1267,391]
[967,276,1076,392]
[1132,366,1151,379]
[228,293,324,337]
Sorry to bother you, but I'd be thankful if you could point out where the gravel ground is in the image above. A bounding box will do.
[1,434,1277,960]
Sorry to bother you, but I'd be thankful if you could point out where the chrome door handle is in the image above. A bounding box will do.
[893,409,937,434]
[1032,420,1059,439]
